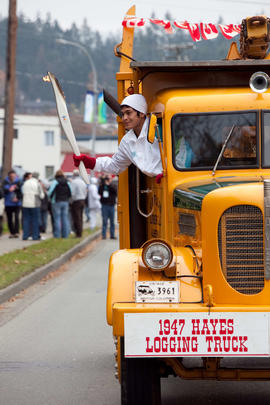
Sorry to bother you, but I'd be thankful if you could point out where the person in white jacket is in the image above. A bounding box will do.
[70,169,87,237]
[88,177,101,230]
[73,94,163,179]
[22,173,44,240]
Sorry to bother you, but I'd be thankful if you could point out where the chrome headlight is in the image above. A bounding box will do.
[142,240,173,271]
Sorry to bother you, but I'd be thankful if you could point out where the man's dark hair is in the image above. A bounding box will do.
[23,172,31,181]
[8,170,16,176]
[121,104,140,116]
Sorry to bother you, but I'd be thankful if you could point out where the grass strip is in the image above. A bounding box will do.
[0,229,95,290]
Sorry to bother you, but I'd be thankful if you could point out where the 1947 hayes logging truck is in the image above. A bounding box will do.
[106,6,270,404]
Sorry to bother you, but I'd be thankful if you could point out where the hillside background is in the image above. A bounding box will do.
[0,12,233,114]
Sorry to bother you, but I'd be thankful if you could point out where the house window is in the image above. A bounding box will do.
[14,128,18,139]
[45,165,54,179]
[44,130,54,146]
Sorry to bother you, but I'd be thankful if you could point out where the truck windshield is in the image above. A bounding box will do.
[262,111,270,167]
[172,111,258,170]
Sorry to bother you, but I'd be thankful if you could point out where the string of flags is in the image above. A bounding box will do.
[122,17,241,42]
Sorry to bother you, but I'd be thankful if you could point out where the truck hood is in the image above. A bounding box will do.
[173,176,262,211]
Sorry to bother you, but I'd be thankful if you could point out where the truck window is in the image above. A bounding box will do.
[262,111,270,167]
[172,111,258,170]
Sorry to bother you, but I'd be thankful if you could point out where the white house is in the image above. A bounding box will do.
[0,109,61,179]
[60,116,119,174]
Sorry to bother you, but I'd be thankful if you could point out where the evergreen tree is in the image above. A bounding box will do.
[0,12,240,111]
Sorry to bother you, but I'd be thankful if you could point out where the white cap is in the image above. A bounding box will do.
[121,94,148,115]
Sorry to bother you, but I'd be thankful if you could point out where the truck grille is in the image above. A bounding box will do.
[218,205,264,295]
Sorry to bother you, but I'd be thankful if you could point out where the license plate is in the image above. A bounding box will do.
[124,312,270,357]
[135,281,179,303]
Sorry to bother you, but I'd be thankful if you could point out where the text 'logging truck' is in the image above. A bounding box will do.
[106,8,270,405]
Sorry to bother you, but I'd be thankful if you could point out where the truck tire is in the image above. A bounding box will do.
[120,337,161,405]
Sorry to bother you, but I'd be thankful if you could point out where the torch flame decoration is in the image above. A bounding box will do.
[42,75,51,82]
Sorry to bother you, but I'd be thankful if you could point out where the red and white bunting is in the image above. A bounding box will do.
[122,17,241,41]
[219,24,241,39]
[122,17,146,28]
[149,18,174,34]
[187,23,201,42]
[200,23,219,40]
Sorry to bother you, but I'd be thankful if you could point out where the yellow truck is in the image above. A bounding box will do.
[106,8,270,404]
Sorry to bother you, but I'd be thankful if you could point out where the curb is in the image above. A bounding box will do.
[0,230,101,305]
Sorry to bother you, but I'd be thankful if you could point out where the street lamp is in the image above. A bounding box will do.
[56,38,97,156]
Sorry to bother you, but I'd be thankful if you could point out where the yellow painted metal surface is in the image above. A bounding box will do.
[202,183,270,304]
[115,5,136,250]
[107,246,202,325]
[118,5,135,74]
[165,357,270,380]
[110,10,270,381]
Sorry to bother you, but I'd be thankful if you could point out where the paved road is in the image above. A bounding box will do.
[1,239,270,404]
[0,239,120,405]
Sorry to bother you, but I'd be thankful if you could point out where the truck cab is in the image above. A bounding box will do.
[106,8,270,404]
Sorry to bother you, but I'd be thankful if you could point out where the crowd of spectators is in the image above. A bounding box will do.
[0,168,117,241]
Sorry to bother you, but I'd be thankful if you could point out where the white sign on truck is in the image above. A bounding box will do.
[124,312,269,357]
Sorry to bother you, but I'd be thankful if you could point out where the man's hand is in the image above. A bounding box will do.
[73,154,96,170]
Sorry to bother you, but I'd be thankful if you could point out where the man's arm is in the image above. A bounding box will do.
[98,184,102,195]
[38,183,45,200]
[109,183,117,196]
[74,138,131,175]
[48,180,57,198]
[3,180,11,194]
[94,144,131,174]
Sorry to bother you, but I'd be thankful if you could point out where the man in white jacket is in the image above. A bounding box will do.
[88,176,101,230]
[22,173,44,240]
[70,169,87,237]
[73,94,163,179]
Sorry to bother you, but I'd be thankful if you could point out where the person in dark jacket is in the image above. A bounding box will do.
[48,170,72,238]
[98,175,117,239]
[39,180,49,234]
[0,186,4,236]
[3,169,22,238]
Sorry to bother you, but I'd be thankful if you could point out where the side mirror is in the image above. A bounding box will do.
[147,114,157,144]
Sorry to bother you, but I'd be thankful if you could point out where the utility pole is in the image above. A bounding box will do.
[2,0,17,178]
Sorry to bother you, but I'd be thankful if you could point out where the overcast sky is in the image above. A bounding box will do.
[2,0,270,34]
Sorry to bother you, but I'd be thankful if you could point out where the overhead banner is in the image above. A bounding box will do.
[98,91,107,124]
[122,17,241,41]
[84,90,94,123]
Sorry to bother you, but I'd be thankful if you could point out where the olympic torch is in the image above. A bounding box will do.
[43,72,90,185]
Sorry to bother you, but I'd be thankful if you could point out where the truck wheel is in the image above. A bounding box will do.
[120,337,161,405]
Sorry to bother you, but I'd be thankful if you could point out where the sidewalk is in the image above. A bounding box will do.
[0,217,94,256]
[0,216,104,304]
[0,231,52,256]
[0,226,102,305]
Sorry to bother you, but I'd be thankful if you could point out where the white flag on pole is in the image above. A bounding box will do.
[84,91,94,123]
